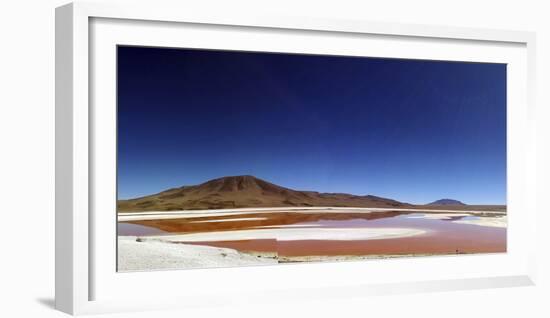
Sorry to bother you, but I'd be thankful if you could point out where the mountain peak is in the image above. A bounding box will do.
[427,199,465,206]
[203,175,259,182]
[118,175,411,211]
[198,175,284,193]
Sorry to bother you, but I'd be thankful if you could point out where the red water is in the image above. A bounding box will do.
[118,211,506,257]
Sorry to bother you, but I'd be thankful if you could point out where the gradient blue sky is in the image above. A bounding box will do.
[117,46,506,204]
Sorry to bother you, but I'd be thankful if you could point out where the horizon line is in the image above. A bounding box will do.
[117,174,506,205]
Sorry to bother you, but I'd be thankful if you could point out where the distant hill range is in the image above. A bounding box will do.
[117,175,411,212]
[427,199,466,206]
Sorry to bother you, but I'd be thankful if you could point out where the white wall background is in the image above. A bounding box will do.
[0,0,548,317]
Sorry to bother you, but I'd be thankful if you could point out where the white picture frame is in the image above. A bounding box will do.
[55,1,537,315]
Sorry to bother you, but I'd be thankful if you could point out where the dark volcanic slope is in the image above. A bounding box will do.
[117,175,410,212]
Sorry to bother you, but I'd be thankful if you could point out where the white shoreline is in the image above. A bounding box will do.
[118,236,276,272]
[251,223,322,229]
[452,216,507,228]
[138,227,427,243]
[118,207,506,222]
[406,213,471,220]
[117,236,428,272]
[189,217,267,223]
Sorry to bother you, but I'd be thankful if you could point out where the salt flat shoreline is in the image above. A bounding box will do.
[405,213,507,228]
[139,227,427,243]
[453,215,507,228]
[118,236,277,272]
[118,206,506,222]
[118,225,431,271]
[118,235,501,272]
[117,207,506,271]
[117,236,439,272]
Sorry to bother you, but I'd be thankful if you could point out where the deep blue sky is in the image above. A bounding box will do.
[117,46,506,204]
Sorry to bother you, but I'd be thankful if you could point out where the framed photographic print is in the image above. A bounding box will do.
[56,1,537,315]
[116,46,508,271]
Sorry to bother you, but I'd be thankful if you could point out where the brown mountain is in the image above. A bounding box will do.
[427,199,466,206]
[117,175,411,212]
